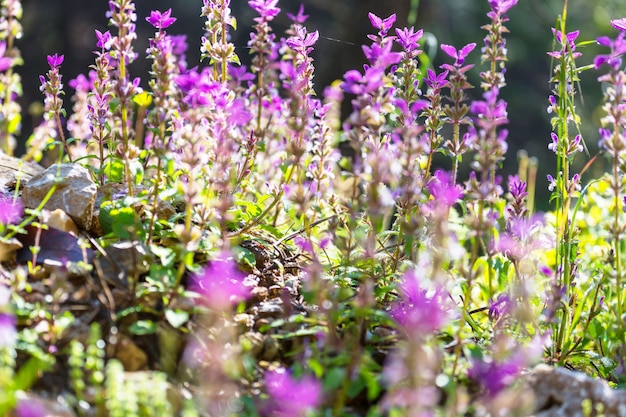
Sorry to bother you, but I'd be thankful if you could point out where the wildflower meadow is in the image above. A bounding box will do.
[1,0,626,415]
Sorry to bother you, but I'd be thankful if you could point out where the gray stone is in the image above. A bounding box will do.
[22,163,97,230]
[525,364,626,417]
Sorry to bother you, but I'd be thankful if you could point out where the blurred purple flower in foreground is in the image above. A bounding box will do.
[0,198,23,224]
[15,398,48,417]
[611,18,626,32]
[189,251,250,309]
[390,269,450,338]
[0,283,16,350]
[265,368,322,416]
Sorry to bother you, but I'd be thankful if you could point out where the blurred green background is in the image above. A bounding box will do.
[17,0,626,210]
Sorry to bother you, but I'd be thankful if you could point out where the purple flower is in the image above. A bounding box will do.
[362,41,402,68]
[189,251,250,309]
[423,169,464,214]
[368,12,396,35]
[390,269,450,338]
[249,0,280,21]
[488,293,512,322]
[286,4,308,24]
[286,26,319,55]
[508,175,527,201]
[468,356,523,396]
[146,8,176,30]
[612,18,626,32]
[488,0,518,15]
[594,33,626,70]
[441,42,476,66]
[547,174,557,192]
[0,198,23,224]
[395,26,423,51]
[423,68,448,90]
[0,42,12,72]
[95,29,113,50]
[0,312,16,349]
[265,369,322,416]
[547,28,581,59]
[46,53,64,69]
[15,398,48,417]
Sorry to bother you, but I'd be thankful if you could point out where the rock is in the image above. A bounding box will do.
[524,364,626,417]
[0,150,44,191]
[43,208,79,235]
[0,236,22,262]
[22,164,96,230]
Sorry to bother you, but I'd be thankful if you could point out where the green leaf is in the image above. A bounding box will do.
[128,320,158,335]
[103,158,125,183]
[12,356,53,391]
[323,367,346,391]
[165,309,189,328]
[129,159,144,185]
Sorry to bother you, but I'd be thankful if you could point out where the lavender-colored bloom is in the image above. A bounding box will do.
[488,293,511,321]
[95,29,113,50]
[547,174,557,192]
[424,68,448,90]
[424,169,464,212]
[390,269,449,338]
[441,42,476,66]
[488,0,518,15]
[0,312,16,349]
[286,26,319,55]
[46,53,64,69]
[508,175,527,202]
[0,42,12,72]
[594,33,626,70]
[468,356,523,396]
[286,4,308,23]
[146,8,176,30]
[362,41,402,68]
[547,28,581,59]
[368,12,396,35]
[15,398,48,417]
[189,251,250,309]
[249,0,280,21]
[395,26,423,51]
[0,198,22,224]
[612,18,626,32]
[265,369,322,416]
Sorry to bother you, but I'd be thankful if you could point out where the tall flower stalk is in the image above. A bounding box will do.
[107,0,139,195]
[441,42,476,183]
[0,0,21,155]
[39,53,71,162]
[145,8,180,242]
[594,21,626,372]
[546,1,586,364]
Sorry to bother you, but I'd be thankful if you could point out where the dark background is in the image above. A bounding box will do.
[17,0,626,209]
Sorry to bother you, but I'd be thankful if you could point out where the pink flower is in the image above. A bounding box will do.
[0,42,12,72]
[146,8,176,30]
[390,270,450,338]
[189,251,250,309]
[441,42,476,66]
[0,198,23,224]
[95,29,113,50]
[46,53,64,69]
[611,18,626,32]
[0,313,16,349]
[265,369,322,416]
[368,12,396,34]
